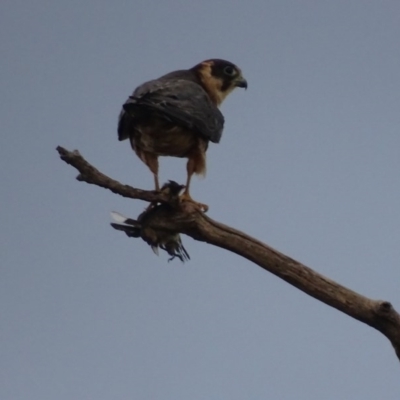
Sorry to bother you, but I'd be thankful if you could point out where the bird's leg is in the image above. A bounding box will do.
[153,173,160,192]
[180,157,209,212]
[144,154,160,211]
[145,155,160,192]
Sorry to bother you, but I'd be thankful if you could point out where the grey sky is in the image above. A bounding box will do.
[1,1,400,398]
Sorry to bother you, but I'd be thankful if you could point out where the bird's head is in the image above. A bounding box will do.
[192,59,247,106]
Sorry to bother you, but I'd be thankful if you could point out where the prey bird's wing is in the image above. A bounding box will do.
[119,76,224,143]
[179,240,190,262]
[151,245,159,256]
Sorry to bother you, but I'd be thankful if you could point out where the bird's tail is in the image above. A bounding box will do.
[110,211,141,238]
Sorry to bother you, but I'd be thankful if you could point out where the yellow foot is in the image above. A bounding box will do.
[179,192,209,212]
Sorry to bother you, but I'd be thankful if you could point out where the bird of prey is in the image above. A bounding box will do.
[118,59,247,211]
[110,181,190,263]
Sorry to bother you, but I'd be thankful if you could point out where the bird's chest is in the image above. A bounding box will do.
[132,121,202,157]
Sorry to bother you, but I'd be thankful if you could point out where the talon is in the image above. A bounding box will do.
[179,192,209,212]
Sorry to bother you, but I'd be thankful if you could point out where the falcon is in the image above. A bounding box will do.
[117,59,247,211]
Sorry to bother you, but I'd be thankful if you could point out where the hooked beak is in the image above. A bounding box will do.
[235,76,248,89]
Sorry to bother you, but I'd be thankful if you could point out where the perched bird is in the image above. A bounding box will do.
[118,59,247,211]
[110,181,190,263]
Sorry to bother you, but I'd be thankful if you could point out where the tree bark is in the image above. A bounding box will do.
[57,146,400,362]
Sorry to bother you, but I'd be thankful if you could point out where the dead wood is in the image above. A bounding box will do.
[57,145,400,361]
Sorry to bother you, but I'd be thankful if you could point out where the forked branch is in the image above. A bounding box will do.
[57,146,400,361]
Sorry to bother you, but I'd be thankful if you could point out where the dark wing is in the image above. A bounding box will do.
[118,76,224,144]
[165,237,190,263]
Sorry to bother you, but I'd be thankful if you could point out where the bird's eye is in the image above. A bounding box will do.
[223,66,235,76]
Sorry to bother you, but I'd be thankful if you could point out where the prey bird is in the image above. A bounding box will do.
[118,59,247,211]
[110,181,190,263]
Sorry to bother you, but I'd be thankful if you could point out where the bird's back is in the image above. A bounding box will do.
[118,70,224,144]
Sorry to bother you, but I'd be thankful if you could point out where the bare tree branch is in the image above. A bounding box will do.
[57,145,400,361]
